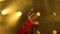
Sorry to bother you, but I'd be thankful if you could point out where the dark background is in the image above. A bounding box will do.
[0,0,60,34]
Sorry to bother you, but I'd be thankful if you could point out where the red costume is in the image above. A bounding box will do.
[17,18,34,34]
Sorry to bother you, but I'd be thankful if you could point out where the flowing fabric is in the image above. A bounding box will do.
[17,18,34,34]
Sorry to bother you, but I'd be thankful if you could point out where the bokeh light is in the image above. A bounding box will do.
[53,30,57,34]
[0,0,4,2]
[53,12,56,16]
[36,12,40,16]
[6,11,22,26]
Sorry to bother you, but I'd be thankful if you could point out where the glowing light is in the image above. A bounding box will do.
[37,31,40,34]
[0,0,4,2]
[6,11,22,26]
[36,12,40,16]
[53,12,56,16]
[1,2,19,15]
[53,30,57,34]
[17,11,22,16]
[1,10,8,15]
[1,5,17,15]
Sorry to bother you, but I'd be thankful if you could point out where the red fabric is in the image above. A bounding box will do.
[17,26,25,34]
[17,18,34,34]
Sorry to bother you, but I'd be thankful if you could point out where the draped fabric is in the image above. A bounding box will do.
[17,18,34,34]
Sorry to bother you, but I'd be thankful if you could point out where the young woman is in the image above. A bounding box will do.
[17,11,40,34]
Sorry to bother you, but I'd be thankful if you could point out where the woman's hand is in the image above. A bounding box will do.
[34,21,39,25]
[27,11,40,21]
